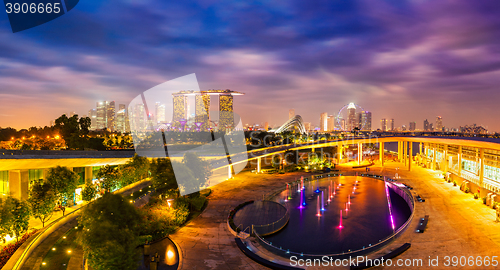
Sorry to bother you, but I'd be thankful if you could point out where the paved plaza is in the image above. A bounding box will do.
[170,161,500,269]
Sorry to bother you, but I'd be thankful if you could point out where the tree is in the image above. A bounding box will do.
[172,161,198,195]
[46,166,79,216]
[28,181,57,227]
[77,193,140,270]
[119,154,150,186]
[9,197,30,241]
[97,165,122,193]
[182,152,211,193]
[150,158,177,194]
[82,184,97,202]
[79,117,91,134]
[0,198,14,243]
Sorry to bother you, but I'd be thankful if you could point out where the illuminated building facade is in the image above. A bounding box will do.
[380,118,388,131]
[195,94,210,130]
[95,101,116,131]
[171,89,244,132]
[172,93,188,128]
[116,104,127,133]
[436,116,443,132]
[347,103,357,131]
[409,121,416,131]
[320,112,328,132]
[155,102,166,124]
[106,101,116,131]
[357,111,372,131]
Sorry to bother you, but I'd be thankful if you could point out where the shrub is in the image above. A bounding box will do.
[482,196,487,204]
[189,196,207,211]
[173,196,190,209]
[464,187,470,193]
[0,230,38,269]
[474,193,479,199]
[453,180,457,186]
[138,235,153,245]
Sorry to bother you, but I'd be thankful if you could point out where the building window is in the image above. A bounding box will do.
[461,159,479,174]
[485,165,500,183]
[28,169,43,182]
[0,171,9,195]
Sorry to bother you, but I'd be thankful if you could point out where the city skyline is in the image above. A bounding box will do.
[1,1,500,132]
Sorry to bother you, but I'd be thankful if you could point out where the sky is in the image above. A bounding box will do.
[0,0,500,131]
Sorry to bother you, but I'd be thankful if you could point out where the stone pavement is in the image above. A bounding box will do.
[170,163,500,270]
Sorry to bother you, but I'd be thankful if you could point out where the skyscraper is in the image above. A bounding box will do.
[195,94,210,131]
[436,116,443,132]
[116,104,126,133]
[327,115,334,131]
[289,109,295,120]
[389,119,394,131]
[94,101,116,131]
[320,112,328,132]
[409,121,416,131]
[347,103,357,131]
[106,101,116,131]
[155,102,166,124]
[357,111,372,131]
[172,93,188,127]
[96,102,106,130]
[88,109,97,130]
[424,119,430,131]
[380,118,387,131]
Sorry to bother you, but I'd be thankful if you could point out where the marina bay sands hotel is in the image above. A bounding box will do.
[171,89,244,132]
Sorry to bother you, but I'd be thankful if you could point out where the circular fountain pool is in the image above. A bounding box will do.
[260,175,412,256]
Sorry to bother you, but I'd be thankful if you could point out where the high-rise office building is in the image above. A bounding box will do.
[320,112,328,132]
[172,90,243,132]
[116,104,127,133]
[289,109,295,120]
[155,102,166,124]
[389,119,394,131]
[436,116,443,132]
[195,94,210,131]
[424,119,430,131]
[96,102,106,130]
[327,115,335,132]
[106,101,116,131]
[88,109,97,130]
[172,93,188,128]
[347,103,357,131]
[357,111,372,131]
[380,118,387,131]
[409,121,416,131]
